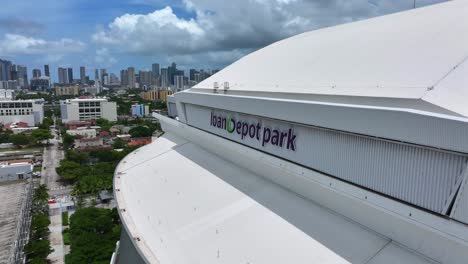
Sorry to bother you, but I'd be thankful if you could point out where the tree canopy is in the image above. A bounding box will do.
[9,133,30,147]
[129,126,152,138]
[65,207,121,264]
[31,129,53,143]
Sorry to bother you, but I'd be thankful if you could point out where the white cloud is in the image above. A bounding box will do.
[95,47,117,67]
[92,7,205,55]
[0,34,85,56]
[94,0,444,59]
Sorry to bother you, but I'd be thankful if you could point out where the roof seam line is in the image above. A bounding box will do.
[363,239,392,264]
[120,141,190,173]
[427,53,468,95]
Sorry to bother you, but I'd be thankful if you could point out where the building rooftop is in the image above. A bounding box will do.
[115,134,446,264]
[0,181,28,263]
[195,0,468,117]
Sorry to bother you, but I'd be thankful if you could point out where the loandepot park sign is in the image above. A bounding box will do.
[210,111,297,151]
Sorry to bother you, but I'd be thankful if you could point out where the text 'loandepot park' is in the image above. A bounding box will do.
[210,111,297,151]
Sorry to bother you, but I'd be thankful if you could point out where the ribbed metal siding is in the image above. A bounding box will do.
[451,171,468,224]
[185,104,468,214]
[303,128,466,213]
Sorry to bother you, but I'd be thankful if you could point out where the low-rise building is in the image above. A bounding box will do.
[60,98,117,123]
[0,162,33,182]
[30,77,51,91]
[127,137,152,147]
[75,137,107,150]
[66,128,97,138]
[55,85,80,96]
[131,104,149,117]
[142,88,174,102]
[65,120,92,130]
[0,99,44,126]
[0,90,15,100]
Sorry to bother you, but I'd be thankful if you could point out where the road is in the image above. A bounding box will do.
[41,128,64,190]
[41,124,70,264]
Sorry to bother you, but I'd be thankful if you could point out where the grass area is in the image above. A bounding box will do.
[0,147,42,153]
[33,166,42,172]
[62,211,69,226]
[63,228,70,245]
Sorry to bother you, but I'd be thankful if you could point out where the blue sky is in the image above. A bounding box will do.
[0,0,444,82]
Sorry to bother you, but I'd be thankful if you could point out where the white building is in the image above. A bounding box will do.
[113,2,468,264]
[0,90,15,100]
[60,98,117,123]
[66,128,97,138]
[0,80,18,90]
[0,162,32,182]
[0,99,44,126]
[75,137,104,149]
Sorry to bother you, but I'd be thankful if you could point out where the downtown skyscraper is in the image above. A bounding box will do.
[80,66,86,84]
[58,67,68,84]
[44,65,50,77]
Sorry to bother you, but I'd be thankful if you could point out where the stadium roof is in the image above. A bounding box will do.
[196,0,468,117]
[115,134,438,264]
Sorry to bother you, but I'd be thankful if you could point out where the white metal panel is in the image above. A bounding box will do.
[116,135,395,264]
[155,115,468,263]
[177,92,468,154]
[451,165,468,224]
[366,243,436,264]
[184,104,467,214]
[195,0,468,116]
[424,58,468,117]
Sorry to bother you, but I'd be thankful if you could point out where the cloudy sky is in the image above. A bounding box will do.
[0,0,444,81]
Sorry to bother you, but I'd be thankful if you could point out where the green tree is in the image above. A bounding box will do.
[30,213,51,239]
[66,150,89,164]
[25,239,53,260]
[96,118,112,131]
[129,126,152,138]
[112,139,126,149]
[34,184,49,204]
[31,129,53,144]
[38,117,54,129]
[62,133,76,150]
[0,131,12,143]
[66,207,121,264]
[9,134,30,147]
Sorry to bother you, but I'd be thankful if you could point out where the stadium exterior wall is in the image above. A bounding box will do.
[184,103,467,215]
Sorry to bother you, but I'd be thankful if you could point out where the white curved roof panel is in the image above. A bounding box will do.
[196,0,468,115]
[115,134,437,264]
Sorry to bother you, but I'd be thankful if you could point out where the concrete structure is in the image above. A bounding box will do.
[0,99,44,126]
[55,85,80,96]
[30,76,51,91]
[142,89,174,102]
[66,128,97,138]
[0,89,15,100]
[58,68,68,84]
[32,69,41,78]
[75,137,104,149]
[60,98,117,123]
[0,162,32,182]
[131,104,149,117]
[167,95,177,118]
[44,64,50,77]
[0,181,31,263]
[114,2,468,264]
[128,67,136,89]
[80,66,86,84]
[67,68,73,83]
[0,80,18,90]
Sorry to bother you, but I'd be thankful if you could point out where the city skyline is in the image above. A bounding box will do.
[0,0,444,81]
